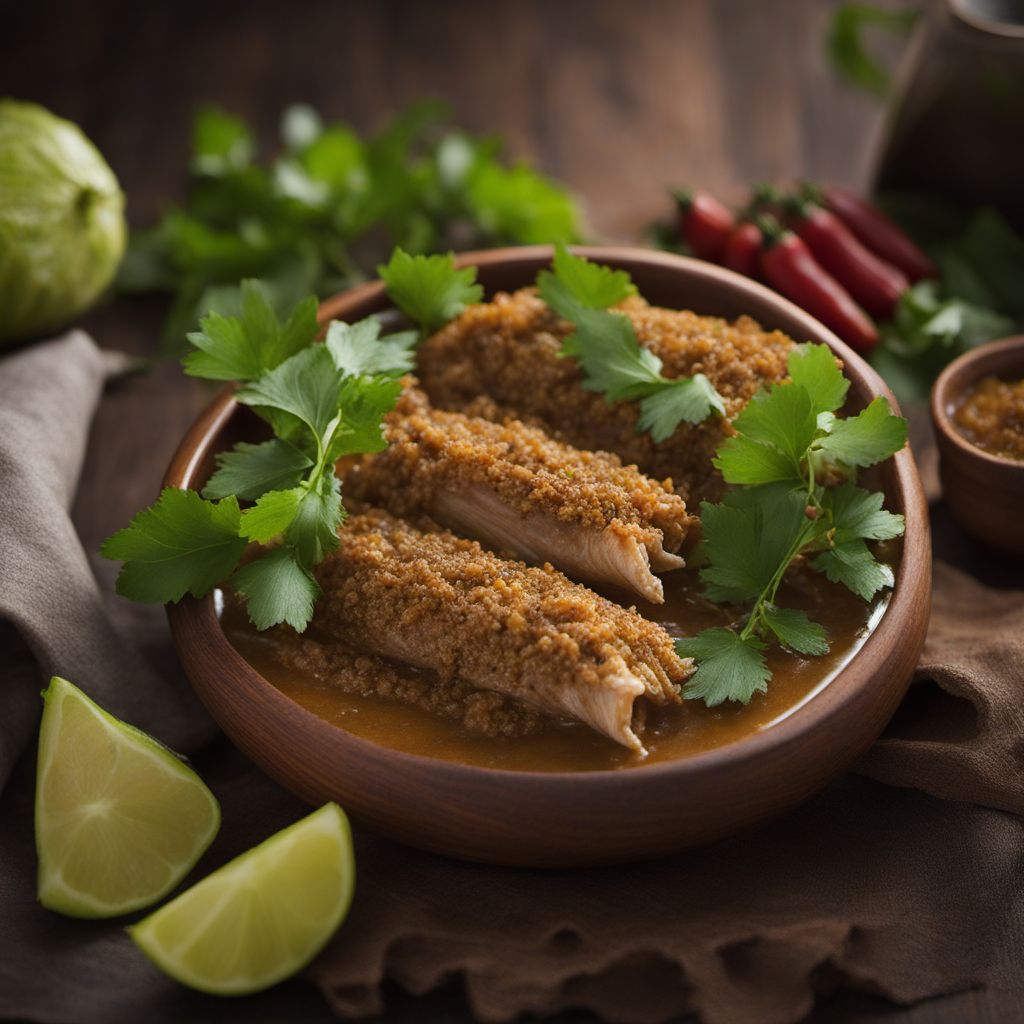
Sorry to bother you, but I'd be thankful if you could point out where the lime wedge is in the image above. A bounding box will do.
[35,676,220,918]
[128,803,355,995]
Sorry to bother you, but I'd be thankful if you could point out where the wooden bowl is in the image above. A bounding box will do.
[931,335,1024,555]
[165,246,931,867]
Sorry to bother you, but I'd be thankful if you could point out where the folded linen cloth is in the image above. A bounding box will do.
[0,333,1022,1024]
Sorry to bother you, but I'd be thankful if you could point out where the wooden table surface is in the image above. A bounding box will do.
[4,1,1015,1021]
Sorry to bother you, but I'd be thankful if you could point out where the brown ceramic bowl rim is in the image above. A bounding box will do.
[166,245,929,786]
[931,335,1024,474]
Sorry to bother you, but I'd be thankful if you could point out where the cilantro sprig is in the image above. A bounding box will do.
[102,282,412,632]
[536,246,725,441]
[378,249,483,334]
[676,343,907,706]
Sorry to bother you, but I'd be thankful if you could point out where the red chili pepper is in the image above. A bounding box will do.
[757,216,879,354]
[785,198,909,320]
[721,221,763,278]
[673,188,734,262]
[815,184,938,283]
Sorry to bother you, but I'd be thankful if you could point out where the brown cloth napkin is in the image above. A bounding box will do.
[1,334,1023,1024]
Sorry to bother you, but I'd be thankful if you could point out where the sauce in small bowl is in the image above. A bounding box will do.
[932,336,1024,554]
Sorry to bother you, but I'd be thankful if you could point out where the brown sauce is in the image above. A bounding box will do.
[953,375,1024,462]
[222,562,887,773]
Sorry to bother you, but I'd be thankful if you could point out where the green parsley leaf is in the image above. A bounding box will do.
[232,547,321,632]
[285,474,344,566]
[537,244,636,311]
[826,4,919,97]
[466,161,580,245]
[202,439,313,502]
[815,396,907,467]
[561,309,663,401]
[638,375,726,441]
[812,541,894,601]
[731,383,818,476]
[325,318,418,377]
[824,483,905,544]
[714,434,802,486]
[699,486,815,605]
[329,376,404,459]
[236,344,344,441]
[787,343,849,414]
[675,629,771,705]
[378,249,483,333]
[761,605,829,656]
[184,282,319,382]
[238,487,305,543]
[100,488,247,603]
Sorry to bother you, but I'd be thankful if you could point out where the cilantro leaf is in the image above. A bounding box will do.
[637,375,726,441]
[815,396,907,467]
[233,547,321,631]
[537,244,636,311]
[236,344,344,441]
[561,309,663,401]
[202,439,313,502]
[787,343,849,414]
[285,474,344,565]
[329,376,404,459]
[101,488,247,603]
[325,318,418,377]
[714,434,802,486]
[191,106,253,176]
[824,483,905,544]
[699,486,815,605]
[378,249,483,333]
[184,282,318,382]
[238,487,305,543]
[812,541,894,601]
[731,383,818,475]
[675,629,771,705]
[762,605,829,656]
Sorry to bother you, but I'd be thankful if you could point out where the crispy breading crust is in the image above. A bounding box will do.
[312,509,692,749]
[415,288,795,504]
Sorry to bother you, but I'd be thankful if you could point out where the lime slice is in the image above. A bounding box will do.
[35,676,220,918]
[128,803,355,995]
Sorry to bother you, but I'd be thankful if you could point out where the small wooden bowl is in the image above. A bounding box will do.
[165,247,931,867]
[931,336,1024,555]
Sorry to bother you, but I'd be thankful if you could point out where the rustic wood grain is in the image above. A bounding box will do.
[1,0,985,1019]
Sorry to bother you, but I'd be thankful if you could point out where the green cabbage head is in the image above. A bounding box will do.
[0,100,126,344]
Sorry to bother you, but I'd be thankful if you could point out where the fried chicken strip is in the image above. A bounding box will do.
[415,288,795,504]
[313,509,692,751]
[343,387,693,603]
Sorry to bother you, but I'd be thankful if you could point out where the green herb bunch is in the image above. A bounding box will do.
[103,251,481,632]
[118,102,579,348]
[676,344,907,704]
[537,245,726,439]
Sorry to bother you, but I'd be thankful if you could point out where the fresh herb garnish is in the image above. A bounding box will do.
[102,282,413,632]
[117,102,579,349]
[676,343,906,706]
[870,207,1022,403]
[378,249,483,334]
[537,246,725,440]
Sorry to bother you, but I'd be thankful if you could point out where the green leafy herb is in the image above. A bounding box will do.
[870,207,1022,404]
[100,490,247,604]
[377,249,483,333]
[536,250,725,440]
[117,102,579,349]
[826,4,920,96]
[677,343,907,706]
[537,244,636,312]
[102,287,407,632]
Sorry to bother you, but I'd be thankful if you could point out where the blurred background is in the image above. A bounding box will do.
[5,0,887,239]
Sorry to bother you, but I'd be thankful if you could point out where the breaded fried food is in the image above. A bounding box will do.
[415,288,795,503]
[343,386,693,603]
[312,508,692,752]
